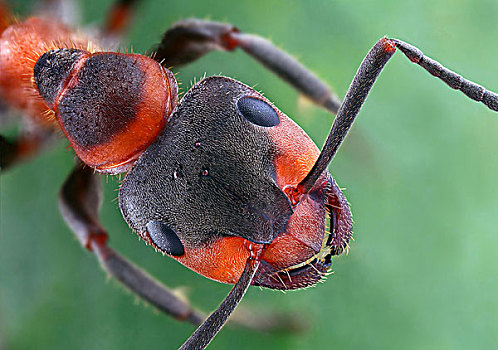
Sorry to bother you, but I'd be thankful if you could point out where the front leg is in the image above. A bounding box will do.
[0,122,55,171]
[153,19,342,114]
[59,162,205,324]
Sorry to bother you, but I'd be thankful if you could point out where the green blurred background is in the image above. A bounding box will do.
[1,0,497,349]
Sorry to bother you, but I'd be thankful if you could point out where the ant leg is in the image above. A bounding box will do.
[0,121,55,171]
[59,162,298,333]
[298,37,497,194]
[59,162,206,325]
[101,0,141,46]
[153,19,342,114]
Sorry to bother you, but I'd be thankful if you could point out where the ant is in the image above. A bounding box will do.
[0,0,493,350]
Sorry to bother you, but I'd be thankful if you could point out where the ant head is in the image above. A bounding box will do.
[119,76,293,256]
[119,76,351,290]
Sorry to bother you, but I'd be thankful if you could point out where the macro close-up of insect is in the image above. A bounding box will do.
[1,0,497,349]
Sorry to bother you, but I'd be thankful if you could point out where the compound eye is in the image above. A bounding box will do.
[236,96,280,127]
[146,221,184,256]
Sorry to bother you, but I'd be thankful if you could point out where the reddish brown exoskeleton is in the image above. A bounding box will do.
[1,1,497,349]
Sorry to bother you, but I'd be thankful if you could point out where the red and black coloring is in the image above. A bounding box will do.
[1,4,497,349]
[34,48,177,173]
[118,75,353,291]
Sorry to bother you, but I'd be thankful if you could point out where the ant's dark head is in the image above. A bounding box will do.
[34,48,87,109]
[119,76,292,255]
[119,76,342,290]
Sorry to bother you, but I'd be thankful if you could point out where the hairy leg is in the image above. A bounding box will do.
[153,19,342,114]
[59,162,207,324]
